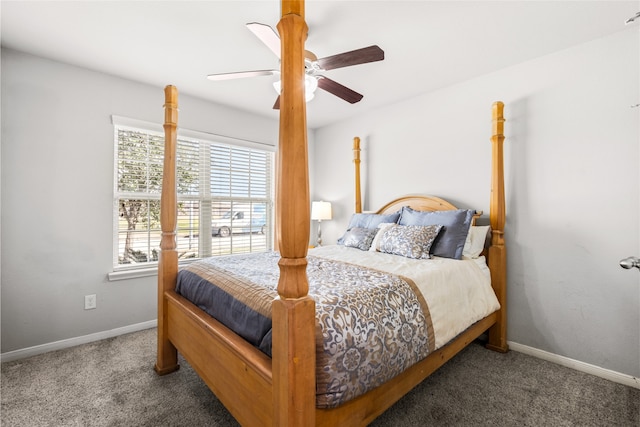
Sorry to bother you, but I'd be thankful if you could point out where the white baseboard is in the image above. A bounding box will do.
[0,320,157,363]
[508,341,640,389]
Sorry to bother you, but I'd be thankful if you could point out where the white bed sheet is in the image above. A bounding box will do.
[310,245,500,349]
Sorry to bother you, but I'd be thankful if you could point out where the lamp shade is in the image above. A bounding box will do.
[311,201,332,221]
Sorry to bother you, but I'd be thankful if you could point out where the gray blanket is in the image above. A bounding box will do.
[176,251,434,408]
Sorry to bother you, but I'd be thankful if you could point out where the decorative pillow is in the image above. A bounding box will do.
[398,207,474,260]
[378,224,443,259]
[342,227,379,251]
[463,225,491,259]
[368,223,396,252]
[338,211,400,244]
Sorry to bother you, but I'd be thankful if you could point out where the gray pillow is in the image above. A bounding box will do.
[378,224,443,259]
[398,207,474,259]
[346,212,400,229]
[338,212,400,244]
[342,227,379,251]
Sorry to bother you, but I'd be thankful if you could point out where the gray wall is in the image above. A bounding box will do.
[312,28,639,377]
[1,48,279,353]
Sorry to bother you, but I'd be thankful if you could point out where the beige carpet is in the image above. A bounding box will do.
[1,328,638,426]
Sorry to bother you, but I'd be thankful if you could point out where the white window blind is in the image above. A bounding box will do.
[113,120,274,270]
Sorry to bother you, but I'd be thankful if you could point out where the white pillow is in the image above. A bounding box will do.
[368,223,396,252]
[462,225,490,259]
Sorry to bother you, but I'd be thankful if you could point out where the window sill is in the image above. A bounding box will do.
[107,267,158,282]
[107,259,198,282]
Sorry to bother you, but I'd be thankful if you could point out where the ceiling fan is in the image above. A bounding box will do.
[207,22,385,109]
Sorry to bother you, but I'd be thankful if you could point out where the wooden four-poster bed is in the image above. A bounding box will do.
[154,2,507,425]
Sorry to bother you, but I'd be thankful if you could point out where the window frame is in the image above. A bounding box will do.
[109,116,276,280]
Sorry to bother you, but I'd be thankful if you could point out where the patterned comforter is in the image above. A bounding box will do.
[176,247,499,408]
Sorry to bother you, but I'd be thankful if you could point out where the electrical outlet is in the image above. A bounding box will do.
[84,294,97,310]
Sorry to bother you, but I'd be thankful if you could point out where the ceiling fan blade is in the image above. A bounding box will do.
[317,76,363,104]
[246,22,281,58]
[273,96,280,110]
[207,69,278,81]
[316,45,384,71]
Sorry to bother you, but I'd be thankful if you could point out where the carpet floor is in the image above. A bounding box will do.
[1,328,638,426]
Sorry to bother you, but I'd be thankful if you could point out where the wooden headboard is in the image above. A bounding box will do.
[377,195,458,213]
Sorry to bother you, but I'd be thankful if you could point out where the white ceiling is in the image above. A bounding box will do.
[2,1,638,128]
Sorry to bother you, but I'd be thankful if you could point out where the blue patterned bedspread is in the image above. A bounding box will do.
[176,251,435,408]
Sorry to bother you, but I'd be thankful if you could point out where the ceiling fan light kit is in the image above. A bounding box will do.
[272,74,318,102]
[207,22,384,109]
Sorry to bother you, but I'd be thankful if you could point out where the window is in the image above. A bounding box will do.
[112,117,274,271]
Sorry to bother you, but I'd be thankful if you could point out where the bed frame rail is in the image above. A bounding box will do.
[166,290,273,425]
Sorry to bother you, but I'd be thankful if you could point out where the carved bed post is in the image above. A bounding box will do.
[272,0,316,425]
[353,137,362,214]
[154,85,180,375]
[486,101,509,353]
